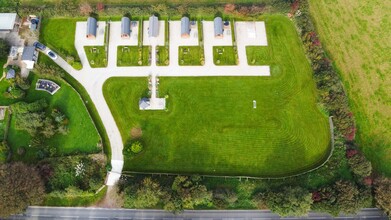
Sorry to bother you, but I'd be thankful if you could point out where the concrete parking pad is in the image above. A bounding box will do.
[142,20,165,46]
[75,21,106,67]
[109,21,138,46]
[108,21,138,67]
[169,21,199,46]
[75,21,106,46]
[169,21,199,66]
[235,22,268,46]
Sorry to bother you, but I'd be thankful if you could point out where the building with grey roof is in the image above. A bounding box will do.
[0,13,19,33]
[121,17,131,38]
[6,69,15,79]
[139,98,151,110]
[214,17,223,38]
[148,15,159,38]
[86,17,97,39]
[21,46,38,69]
[181,16,190,38]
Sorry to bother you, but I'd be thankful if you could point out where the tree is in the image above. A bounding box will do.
[312,181,371,216]
[171,176,212,210]
[131,141,143,154]
[124,177,165,208]
[263,186,312,217]
[213,187,238,208]
[348,153,372,178]
[374,176,391,216]
[0,39,10,57]
[0,162,45,217]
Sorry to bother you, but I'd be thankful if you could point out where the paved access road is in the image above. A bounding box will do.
[8,207,388,220]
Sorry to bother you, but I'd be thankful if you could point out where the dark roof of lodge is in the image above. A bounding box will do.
[148,15,159,37]
[87,17,97,36]
[214,17,223,35]
[21,46,36,61]
[181,16,190,35]
[121,17,131,35]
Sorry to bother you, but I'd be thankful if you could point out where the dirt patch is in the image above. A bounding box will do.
[130,127,142,139]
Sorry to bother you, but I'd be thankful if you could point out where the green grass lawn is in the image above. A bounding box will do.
[246,46,272,65]
[6,74,101,162]
[156,46,169,66]
[84,46,107,68]
[309,0,391,175]
[179,46,204,66]
[40,18,82,61]
[213,46,237,65]
[117,46,150,66]
[103,15,331,177]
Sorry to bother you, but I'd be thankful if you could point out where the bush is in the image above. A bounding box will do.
[131,141,143,154]
[17,147,25,156]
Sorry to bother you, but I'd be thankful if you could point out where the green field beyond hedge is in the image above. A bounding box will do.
[103,15,330,177]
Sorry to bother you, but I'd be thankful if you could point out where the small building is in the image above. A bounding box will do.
[21,46,38,69]
[181,16,190,38]
[86,17,97,39]
[148,15,159,38]
[0,13,19,34]
[139,98,151,110]
[121,17,131,38]
[6,69,15,79]
[214,17,223,38]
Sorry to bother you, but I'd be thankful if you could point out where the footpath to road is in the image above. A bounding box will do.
[9,207,388,220]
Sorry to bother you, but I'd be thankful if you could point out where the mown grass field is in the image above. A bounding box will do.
[156,46,169,66]
[213,46,237,65]
[309,0,391,175]
[179,46,203,66]
[103,15,330,177]
[117,46,150,66]
[84,46,107,68]
[2,74,101,162]
[40,18,82,60]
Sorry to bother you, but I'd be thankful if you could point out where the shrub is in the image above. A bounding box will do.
[17,147,25,156]
[131,141,143,154]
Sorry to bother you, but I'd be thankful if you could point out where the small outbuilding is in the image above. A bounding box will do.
[121,17,131,38]
[148,15,159,38]
[214,17,223,38]
[139,98,151,110]
[6,69,15,79]
[21,46,38,70]
[86,17,97,39]
[181,16,190,38]
[0,13,19,34]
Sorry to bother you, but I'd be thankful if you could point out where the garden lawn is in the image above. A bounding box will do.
[156,46,169,66]
[84,46,107,68]
[213,46,237,65]
[103,15,330,177]
[179,46,203,66]
[117,46,150,66]
[246,46,272,65]
[309,0,391,175]
[7,74,101,162]
[40,18,81,60]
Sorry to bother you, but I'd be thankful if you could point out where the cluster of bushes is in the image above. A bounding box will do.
[12,99,68,139]
[3,69,31,99]
[13,0,290,20]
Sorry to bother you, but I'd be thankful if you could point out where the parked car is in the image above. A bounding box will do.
[33,41,46,51]
[46,50,58,60]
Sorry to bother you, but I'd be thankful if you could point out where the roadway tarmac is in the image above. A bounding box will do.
[8,207,389,220]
